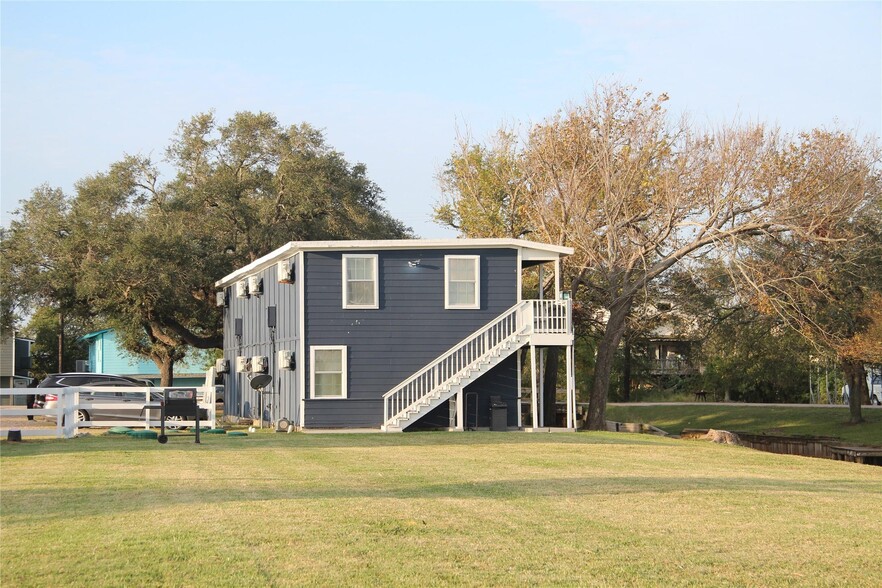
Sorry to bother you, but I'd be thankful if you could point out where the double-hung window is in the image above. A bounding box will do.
[445,255,480,309]
[310,346,347,398]
[342,254,378,309]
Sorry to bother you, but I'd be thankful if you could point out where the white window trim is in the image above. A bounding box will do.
[310,345,348,399]
[342,254,379,309]
[445,255,480,310]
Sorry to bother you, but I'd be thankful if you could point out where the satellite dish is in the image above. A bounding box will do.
[250,374,273,390]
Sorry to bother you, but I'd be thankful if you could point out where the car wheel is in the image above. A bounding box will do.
[165,415,188,431]
[872,395,881,406]
[63,409,90,428]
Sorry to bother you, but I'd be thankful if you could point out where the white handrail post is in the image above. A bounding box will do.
[566,344,574,430]
[530,345,538,429]
[567,298,573,335]
[516,302,522,333]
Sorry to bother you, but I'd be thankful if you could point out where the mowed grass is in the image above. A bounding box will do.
[607,404,882,445]
[1,431,881,587]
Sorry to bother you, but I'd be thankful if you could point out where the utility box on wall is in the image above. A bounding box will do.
[251,355,268,373]
[248,276,263,297]
[277,259,294,283]
[277,350,296,371]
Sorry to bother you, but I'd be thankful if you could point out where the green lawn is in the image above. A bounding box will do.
[2,431,880,587]
[606,404,882,445]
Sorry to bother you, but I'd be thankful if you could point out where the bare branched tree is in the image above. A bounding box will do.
[437,82,878,430]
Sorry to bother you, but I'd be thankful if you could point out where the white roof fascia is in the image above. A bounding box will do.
[215,239,574,288]
[215,242,298,289]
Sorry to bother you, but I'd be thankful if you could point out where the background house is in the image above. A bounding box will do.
[81,329,209,387]
[641,301,702,378]
[0,333,34,403]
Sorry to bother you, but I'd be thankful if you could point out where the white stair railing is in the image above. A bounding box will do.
[529,299,571,334]
[382,298,571,429]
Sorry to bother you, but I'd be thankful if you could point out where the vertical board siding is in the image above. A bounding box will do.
[0,338,14,377]
[223,257,300,425]
[304,248,519,428]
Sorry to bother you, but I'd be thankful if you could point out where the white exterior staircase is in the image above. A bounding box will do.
[382,299,571,432]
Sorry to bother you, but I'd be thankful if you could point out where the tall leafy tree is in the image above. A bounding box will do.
[166,111,410,266]
[2,111,410,384]
[0,185,89,367]
[436,129,531,239]
[23,307,92,378]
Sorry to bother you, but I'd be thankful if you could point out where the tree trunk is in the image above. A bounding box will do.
[155,356,175,387]
[622,340,632,402]
[842,359,864,425]
[587,298,633,430]
[542,347,560,426]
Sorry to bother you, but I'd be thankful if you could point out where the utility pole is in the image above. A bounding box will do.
[57,311,64,372]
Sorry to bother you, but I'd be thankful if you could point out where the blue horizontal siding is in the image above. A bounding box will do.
[88,330,208,381]
[304,248,519,428]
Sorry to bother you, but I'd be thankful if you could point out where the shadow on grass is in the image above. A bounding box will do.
[0,430,675,457]
[4,473,878,525]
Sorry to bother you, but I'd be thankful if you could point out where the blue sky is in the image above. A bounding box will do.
[2,1,880,238]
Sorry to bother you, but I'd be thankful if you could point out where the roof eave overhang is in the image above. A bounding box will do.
[214,239,574,289]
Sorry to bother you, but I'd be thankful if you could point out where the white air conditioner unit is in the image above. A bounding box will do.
[236,356,251,373]
[251,355,268,373]
[236,280,249,298]
[215,358,230,374]
[216,290,228,307]
[277,350,296,371]
[248,275,263,297]
[277,259,294,284]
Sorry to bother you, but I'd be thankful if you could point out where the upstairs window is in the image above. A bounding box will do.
[445,255,480,309]
[342,254,378,309]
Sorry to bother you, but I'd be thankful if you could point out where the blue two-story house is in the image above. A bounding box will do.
[215,239,575,432]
